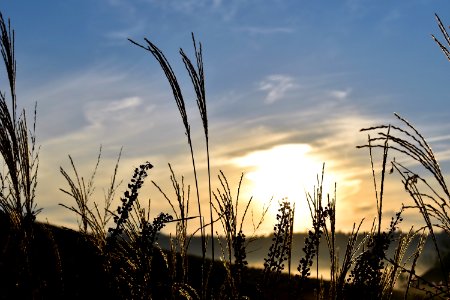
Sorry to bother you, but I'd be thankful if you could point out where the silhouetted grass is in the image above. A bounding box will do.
[432,14,450,61]
[212,171,271,299]
[0,12,41,297]
[2,10,450,300]
[129,34,214,297]
[152,163,194,287]
[59,146,123,251]
[358,112,450,298]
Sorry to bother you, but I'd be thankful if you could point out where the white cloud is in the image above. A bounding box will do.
[257,74,298,104]
[329,88,352,100]
[84,96,155,130]
[110,97,142,110]
[87,96,142,116]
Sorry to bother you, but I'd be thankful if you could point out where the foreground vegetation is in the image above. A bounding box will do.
[0,11,450,300]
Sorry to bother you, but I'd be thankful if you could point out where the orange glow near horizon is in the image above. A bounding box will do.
[232,143,343,232]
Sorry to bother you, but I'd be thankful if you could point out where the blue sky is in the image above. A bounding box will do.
[1,1,450,234]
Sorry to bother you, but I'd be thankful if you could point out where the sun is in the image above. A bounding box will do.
[232,143,339,232]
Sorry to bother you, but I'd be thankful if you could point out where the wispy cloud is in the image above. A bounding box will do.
[328,88,352,100]
[145,0,225,14]
[84,96,153,129]
[257,74,298,104]
[105,21,146,41]
[140,0,251,21]
[237,26,295,35]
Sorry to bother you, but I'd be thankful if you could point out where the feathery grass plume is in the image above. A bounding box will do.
[180,33,215,265]
[432,14,450,62]
[382,229,407,297]
[0,12,40,228]
[392,238,450,300]
[59,146,122,250]
[402,230,427,298]
[129,35,210,296]
[358,113,450,284]
[60,148,100,233]
[381,227,426,298]
[334,220,364,300]
[212,171,255,299]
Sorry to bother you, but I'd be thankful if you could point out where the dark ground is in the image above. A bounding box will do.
[0,213,445,299]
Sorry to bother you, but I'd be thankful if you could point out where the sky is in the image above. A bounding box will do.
[0,1,449,235]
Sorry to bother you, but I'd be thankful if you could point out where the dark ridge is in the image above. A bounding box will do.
[0,213,327,299]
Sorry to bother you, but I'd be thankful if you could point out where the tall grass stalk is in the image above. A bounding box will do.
[129,35,212,297]
[432,14,450,61]
[0,12,40,228]
[180,33,214,264]
[323,184,337,298]
[308,166,327,282]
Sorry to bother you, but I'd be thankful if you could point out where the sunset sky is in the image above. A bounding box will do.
[1,1,450,235]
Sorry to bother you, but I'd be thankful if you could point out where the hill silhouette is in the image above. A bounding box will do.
[0,214,331,299]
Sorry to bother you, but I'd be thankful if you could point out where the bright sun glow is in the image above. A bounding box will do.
[232,143,340,232]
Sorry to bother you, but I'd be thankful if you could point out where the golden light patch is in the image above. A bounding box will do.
[232,143,341,232]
